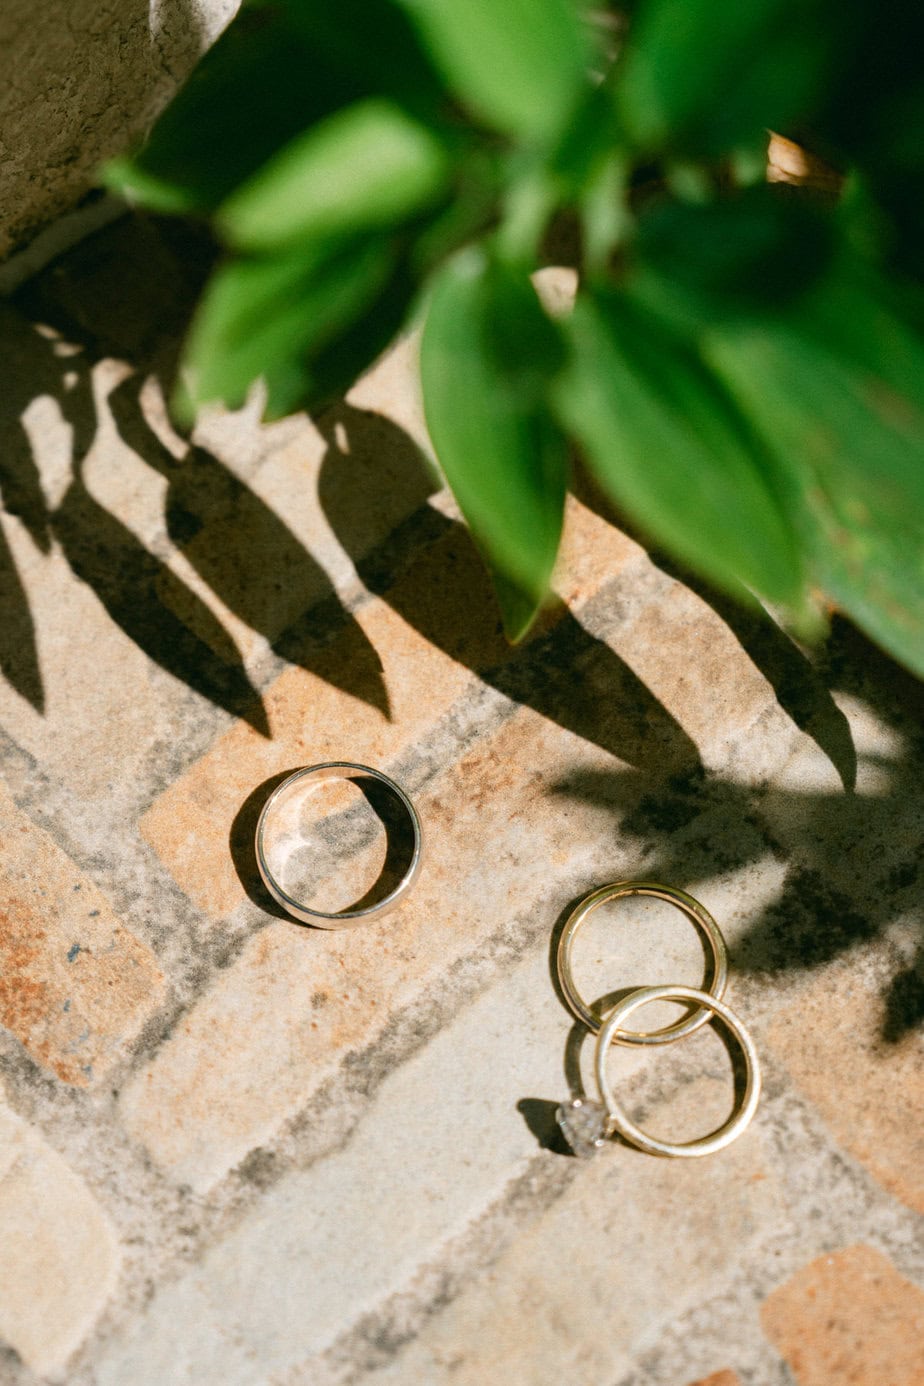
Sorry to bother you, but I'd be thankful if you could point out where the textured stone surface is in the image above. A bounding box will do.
[139,495,641,921]
[761,1245,924,1386]
[0,1,239,260]
[363,1080,778,1386]
[686,1373,742,1386]
[0,1099,120,1376]
[0,779,165,1085]
[100,954,776,1385]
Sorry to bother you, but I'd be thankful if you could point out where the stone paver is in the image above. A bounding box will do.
[761,1244,924,1386]
[0,0,237,259]
[0,1098,121,1376]
[139,496,641,921]
[0,779,165,1085]
[362,1084,777,1386]
[0,505,192,806]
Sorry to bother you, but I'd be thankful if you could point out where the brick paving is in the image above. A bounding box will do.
[0,216,921,1384]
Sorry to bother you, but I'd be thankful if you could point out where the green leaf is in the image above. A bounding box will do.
[104,0,460,218]
[218,99,451,252]
[104,7,360,214]
[704,270,924,675]
[178,236,396,420]
[553,288,804,608]
[616,0,832,156]
[420,247,569,639]
[634,186,835,319]
[102,157,203,215]
[394,0,591,143]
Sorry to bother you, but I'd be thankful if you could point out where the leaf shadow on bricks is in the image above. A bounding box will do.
[317,405,702,774]
[574,466,860,793]
[548,616,924,1043]
[0,214,394,733]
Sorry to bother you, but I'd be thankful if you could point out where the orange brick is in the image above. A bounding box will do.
[0,783,165,1085]
[761,1245,924,1386]
[766,960,924,1214]
[554,495,644,606]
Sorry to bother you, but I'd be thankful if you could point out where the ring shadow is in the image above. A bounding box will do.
[229,768,419,922]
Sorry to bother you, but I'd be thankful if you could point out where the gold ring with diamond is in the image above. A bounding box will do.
[594,984,761,1157]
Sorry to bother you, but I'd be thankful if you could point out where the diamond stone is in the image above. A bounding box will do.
[556,1096,609,1158]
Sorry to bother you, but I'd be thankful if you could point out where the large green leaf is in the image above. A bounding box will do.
[105,0,454,217]
[616,0,834,156]
[104,6,359,214]
[634,186,835,319]
[420,247,569,639]
[704,270,924,674]
[553,288,804,607]
[218,99,451,252]
[394,0,591,143]
[178,236,395,420]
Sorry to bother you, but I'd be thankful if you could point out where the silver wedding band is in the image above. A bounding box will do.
[254,762,423,929]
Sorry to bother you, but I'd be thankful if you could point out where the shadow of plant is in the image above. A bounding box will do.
[0,215,392,731]
[0,214,921,1037]
[549,616,924,1041]
[316,405,702,773]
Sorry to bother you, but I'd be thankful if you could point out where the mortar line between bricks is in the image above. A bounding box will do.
[141,548,796,997]
[289,1153,580,1386]
[14,894,921,1386]
[93,876,774,1287]
[26,875,924,1386]
[0,516,795,984]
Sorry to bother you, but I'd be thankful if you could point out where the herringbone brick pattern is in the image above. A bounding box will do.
[0,218,921,1385]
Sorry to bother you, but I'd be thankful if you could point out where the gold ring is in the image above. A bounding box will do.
[594,985,761,1157]
[556,881,728,1044]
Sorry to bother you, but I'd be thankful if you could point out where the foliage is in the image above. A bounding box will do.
[106,0,924,667]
